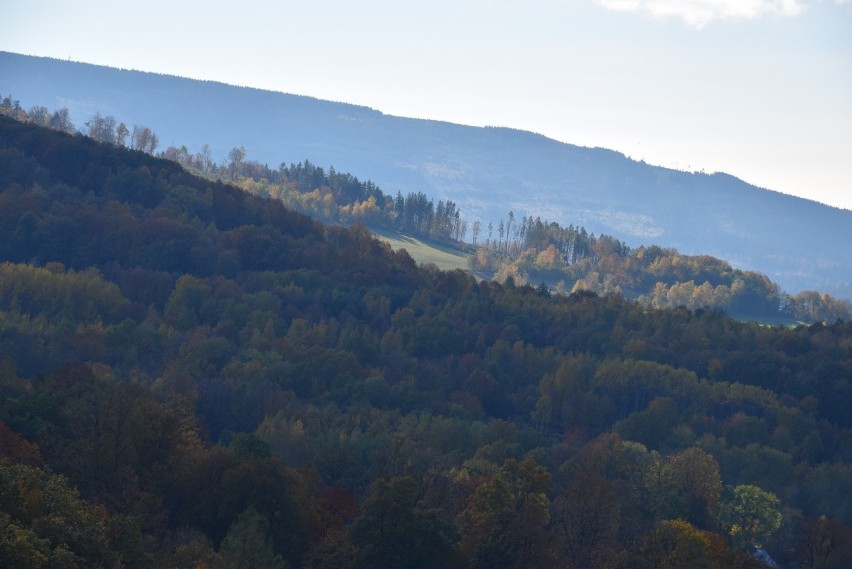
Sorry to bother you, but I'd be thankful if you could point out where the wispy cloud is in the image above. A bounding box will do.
[593,0,809,28]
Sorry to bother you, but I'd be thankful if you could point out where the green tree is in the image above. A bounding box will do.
[164,275,213,330]
[719,484,782,550]
[642,448,722,529]
[637,519,714,569]
[217,507,287,569]
[552,475,624,569]
[457,457,557,569]
[300,529,356,569]
[0,513,51,569]
[0,460,128,567]
[352,476,454,569]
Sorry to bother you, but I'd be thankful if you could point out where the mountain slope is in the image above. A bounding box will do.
[2,111,852,569]
[2,51,849,297]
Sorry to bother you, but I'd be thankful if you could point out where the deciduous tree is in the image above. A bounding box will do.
[720,484,782,550]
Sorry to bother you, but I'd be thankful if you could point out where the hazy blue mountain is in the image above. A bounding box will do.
[2,51,849,298]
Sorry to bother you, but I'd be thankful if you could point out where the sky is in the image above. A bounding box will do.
[2,0,851,210]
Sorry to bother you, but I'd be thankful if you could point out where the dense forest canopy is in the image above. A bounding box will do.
[1,115,852,568]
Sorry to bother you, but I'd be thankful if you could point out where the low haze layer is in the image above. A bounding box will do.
[2,0,850,210]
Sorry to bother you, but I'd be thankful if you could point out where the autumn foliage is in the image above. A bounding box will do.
[1,114,851,568]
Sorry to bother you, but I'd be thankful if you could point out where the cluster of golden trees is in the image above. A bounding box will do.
[472,214,851,323]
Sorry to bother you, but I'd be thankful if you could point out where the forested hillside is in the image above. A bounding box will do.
[13,94,846,325]
[469,216,852,324]
[2,51,850,298]
[8,92,839,325]
[154,133,850,324]
[2,116,852,568]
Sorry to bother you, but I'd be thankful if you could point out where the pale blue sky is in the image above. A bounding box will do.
[3,0,851,210]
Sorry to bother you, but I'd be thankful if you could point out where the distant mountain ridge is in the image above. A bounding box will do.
[2,51,850,298]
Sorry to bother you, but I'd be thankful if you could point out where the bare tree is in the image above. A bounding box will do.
[131,125,159,153]
[198,144,213,172]
[27,105,50,127]
[86,112,117,144]
[228,146,246,178]
[116,122,129,147]
[49,108,75,133]
[471,220,481,246]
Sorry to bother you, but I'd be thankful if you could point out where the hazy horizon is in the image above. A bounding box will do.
[2,0,851,210]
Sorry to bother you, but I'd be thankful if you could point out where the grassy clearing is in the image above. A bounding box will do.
[369,226,474,272]
[722,307,805,327]
[732,313,806,328]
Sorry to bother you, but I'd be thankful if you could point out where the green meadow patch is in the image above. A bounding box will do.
[369,226,474,272]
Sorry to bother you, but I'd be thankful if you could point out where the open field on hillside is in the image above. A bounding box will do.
[369,226,474,272]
